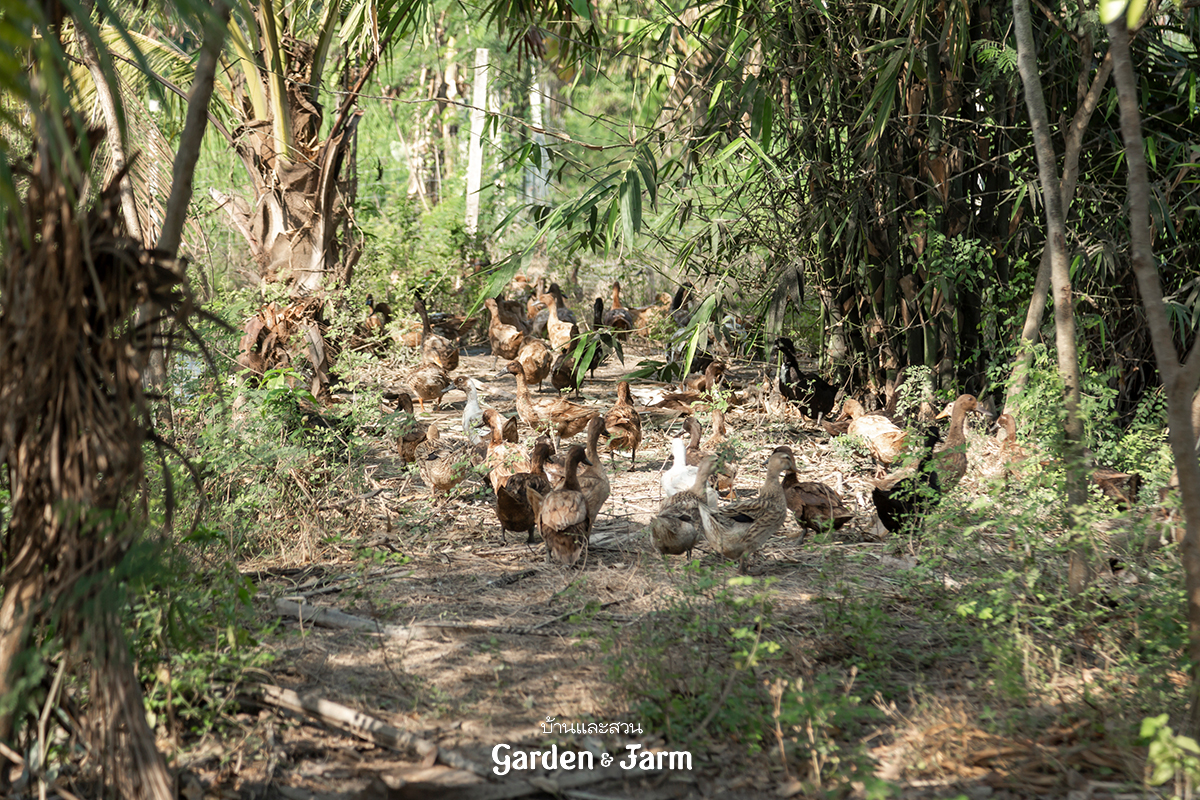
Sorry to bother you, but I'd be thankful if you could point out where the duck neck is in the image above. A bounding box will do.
[760,464,785,496]
[564,455,583,491]
[780,345,802,377]
[512,371,534,414]
[672,439,687,466]
[686,420,701,451]
[712,410,725,437]
[946,405,968,447]
[586,421,602,464]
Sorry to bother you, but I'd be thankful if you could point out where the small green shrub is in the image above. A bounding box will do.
[603,568,782,747]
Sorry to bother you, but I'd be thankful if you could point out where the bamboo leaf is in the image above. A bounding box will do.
[621,168,642,245]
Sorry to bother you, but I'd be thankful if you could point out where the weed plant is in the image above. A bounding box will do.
[604,565,885,792]
[885,462,1190,740]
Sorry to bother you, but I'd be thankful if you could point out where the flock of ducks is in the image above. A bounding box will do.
[371,276,1138,572]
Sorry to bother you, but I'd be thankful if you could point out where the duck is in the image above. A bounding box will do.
[662,435,720,506]
[840,397,907,465]
[682,361,726,394]
[514,337,552,390]
[669,282,695,328]
[698,447,795,569]
[994,414,1024,459]
[651,455,719,559]
[484,297,525,364]
[526,445,593,567]
[683,415,738,499]
[405,362,452,412]
[703,407,731,452]
[630,291,674,336]
[454,375,485,445]
[455,374,519,445]
[550,343,583,395]
[493,294,531,334]
[394,392,428,463]
[414,289,459,372]
[365,294,392,332]
[872,428,942,533]
[495,441,555,542]
[546,287,578,352]
[931,393,978,488]
[483,408,531,494]
[526,276,547,322]
[603,381,642,469]
[777,457,853,532]
[602,281,635,337]
[575,415,611,525]
[773,337,837,420]
[503,360,596,441]
[416,424,474,494]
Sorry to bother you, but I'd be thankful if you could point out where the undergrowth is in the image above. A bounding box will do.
[604,564,887,794]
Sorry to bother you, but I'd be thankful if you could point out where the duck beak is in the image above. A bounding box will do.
[494,365,511,379]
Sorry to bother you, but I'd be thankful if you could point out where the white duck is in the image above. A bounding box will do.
[455,376,485,445]
[661,435,718,506]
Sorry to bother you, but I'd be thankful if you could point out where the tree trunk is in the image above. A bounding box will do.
[1106,18,1200,735]
[466,48,489,237]
[0,9,225,797]
[77,21,144,245]
[1004,52,1113,416]
[1012,0,1089,592]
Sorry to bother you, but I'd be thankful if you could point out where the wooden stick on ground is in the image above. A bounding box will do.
[244,684,488,777]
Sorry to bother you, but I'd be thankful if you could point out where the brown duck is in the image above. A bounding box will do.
[405,362,452,412]
[601,281,635,338]
[546,285,578,353]
[414,289,459,372]
[840,397,907,465]
[779,462,853,533]
[483,409,531,494]
[504,360,595,441]
[485,297,525,363]
[932,393,978,487]
[698,448,795,569]
[527,445,593,567]
[394,392,428,463]
[514,336,552,390]
[603,381,643,469]
[684,415,738,499]
[496,440,554,542]
[575,415,611,526]
[416,425,474,494]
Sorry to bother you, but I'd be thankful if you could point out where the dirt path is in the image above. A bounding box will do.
[182,343,1140,800]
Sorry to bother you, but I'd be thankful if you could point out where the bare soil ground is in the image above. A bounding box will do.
[179,342,1150,800]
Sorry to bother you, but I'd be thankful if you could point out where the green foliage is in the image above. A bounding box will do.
[166,308,398,554]
[894,364,934,420]
[129,537,274,739]
[603,568,782,746]
[604,566,885,792]
[1014,344,1173,494]
[1142,714,1200,792]
[771,673,890,796]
